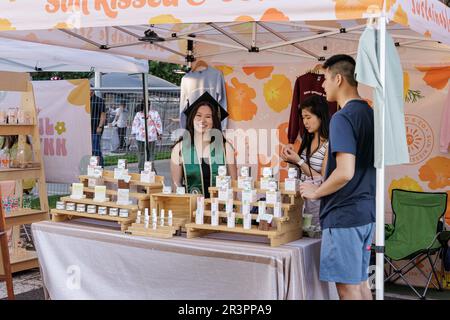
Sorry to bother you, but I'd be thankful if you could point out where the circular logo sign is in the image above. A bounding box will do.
[404,114,434,165]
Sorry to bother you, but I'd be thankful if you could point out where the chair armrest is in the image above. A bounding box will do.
[385,224,395,239]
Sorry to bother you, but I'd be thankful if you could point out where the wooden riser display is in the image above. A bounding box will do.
[126,217,186,238]
[79,170,163,211]
[51,209,136,232]
[150,193,199,229]
[185,180,303,247]
[51,196,138,231]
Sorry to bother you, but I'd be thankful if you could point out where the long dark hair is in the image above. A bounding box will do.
[176,101,224,147]
[298,95,330,176]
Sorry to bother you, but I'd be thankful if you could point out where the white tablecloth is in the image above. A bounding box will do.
[31,221,338,300]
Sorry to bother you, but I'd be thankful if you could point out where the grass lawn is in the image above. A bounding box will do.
[30,194,69,209]
[104,151,171,166]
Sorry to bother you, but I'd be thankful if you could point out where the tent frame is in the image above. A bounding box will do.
[48,19,447,66]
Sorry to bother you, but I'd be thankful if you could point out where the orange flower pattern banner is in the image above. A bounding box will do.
[226,77,257,121]
[263,75,292,113]
[416,66,450,90]
[418,156,450,190]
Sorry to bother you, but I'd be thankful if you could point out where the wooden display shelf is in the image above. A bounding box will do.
[60,196,138,210]
[186,223,279,236]
[10,250,39,273]
[186,179,304,247]
[0,124,35,135]
[209,182,299,196]
[79,170,164,189]
[5,209,49,228]
[150,193,199,228]
[204,198,292,213]
[0,167,41,180]
[200,210,289,222]
[82,187,150,201]
[51,209,136,232]
[186,223,302,247]
[126,217,186,238]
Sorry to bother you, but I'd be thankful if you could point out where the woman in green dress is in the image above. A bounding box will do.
[171,92,237,197]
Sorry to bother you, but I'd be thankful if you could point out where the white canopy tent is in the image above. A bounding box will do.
[0,38,148,73]
[1,0,449,300]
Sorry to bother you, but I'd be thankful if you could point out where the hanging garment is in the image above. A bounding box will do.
[440,89,450,153]
[355,26,410,168]
[131,110,162,142]
[288,72,337,144]
[179,67,227,129]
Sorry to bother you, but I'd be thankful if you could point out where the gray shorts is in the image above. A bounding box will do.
[320,223,374,284]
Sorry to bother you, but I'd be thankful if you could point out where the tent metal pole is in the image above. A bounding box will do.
[58,29,103,48]
[172,21,247,38]
[266,49,318,60]
[375,13,387,301]
[252,22,257,48]
[107,42,147,49]
[207,23,251,50]
[179,36,247,51]
[258,24,366,51]
[265,21,340,32]
[142,73,150,163]
[0,58,34,70]
[257,22,320,59]
[400,44,450,53]
[350,30,442,43]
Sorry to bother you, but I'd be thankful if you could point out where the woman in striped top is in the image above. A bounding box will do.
[281,95,330,226]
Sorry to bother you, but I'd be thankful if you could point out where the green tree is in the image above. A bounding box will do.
[31,71,94,81]
[29,61,185,85]
[149,61,185,86]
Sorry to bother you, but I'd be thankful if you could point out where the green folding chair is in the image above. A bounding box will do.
[385,189,448,299]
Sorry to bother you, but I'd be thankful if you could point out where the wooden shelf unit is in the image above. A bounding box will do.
[0,72,50,275]
[79,170,163,210]
[185,180,304,247]
[51,196,139,231]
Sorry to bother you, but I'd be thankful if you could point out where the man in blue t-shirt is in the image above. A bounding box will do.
[300,54,375,300]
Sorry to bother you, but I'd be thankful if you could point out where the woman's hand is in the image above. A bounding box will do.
[281,147,301,164]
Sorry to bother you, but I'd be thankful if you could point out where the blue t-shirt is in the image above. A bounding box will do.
[320,99,376,229]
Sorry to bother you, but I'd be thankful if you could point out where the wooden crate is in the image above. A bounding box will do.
[126,217,187,238]
[79,170,163,211]
[150,193,199,227]
[185,180,303,247]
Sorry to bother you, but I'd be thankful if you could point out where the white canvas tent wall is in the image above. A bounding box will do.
[1,0,449,300]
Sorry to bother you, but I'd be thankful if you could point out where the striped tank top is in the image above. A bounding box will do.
[300,140,328,180]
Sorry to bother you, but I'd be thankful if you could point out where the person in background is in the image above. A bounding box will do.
[90,88,106,167]
[281,95,330,227]
[131,100,163,172]
[300,54,375,300]
[112,99,129,152]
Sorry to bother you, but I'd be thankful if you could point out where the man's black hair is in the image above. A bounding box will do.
[323,54,358,87]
